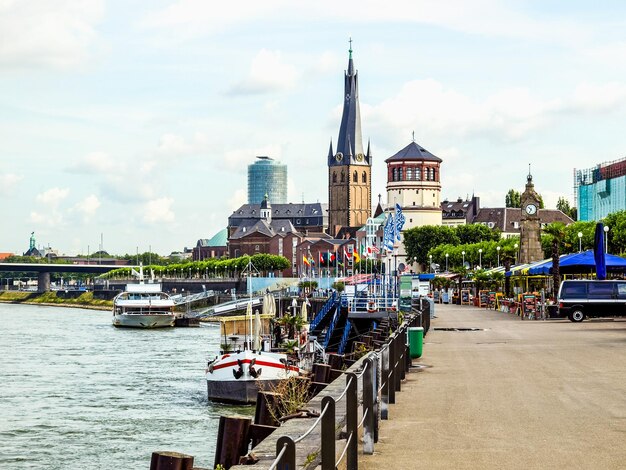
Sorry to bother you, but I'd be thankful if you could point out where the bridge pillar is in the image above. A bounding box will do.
[38,272,51,293]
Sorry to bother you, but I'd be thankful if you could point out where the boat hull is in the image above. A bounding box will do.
[205,350,299,404]
[112,314,176,328]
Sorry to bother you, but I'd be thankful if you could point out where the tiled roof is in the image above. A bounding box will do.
[230,202,327,219]
[384,141,442,163]
[229,219,301,240]
[472,208,574,233]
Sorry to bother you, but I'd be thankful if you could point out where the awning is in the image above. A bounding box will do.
[526,250,626,275]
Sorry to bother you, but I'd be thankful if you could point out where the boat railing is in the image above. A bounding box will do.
[345,295,398,314]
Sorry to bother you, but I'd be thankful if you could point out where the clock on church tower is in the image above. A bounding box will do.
[519,171,544,264]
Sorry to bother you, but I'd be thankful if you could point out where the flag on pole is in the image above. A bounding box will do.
[353,251,361,264]
[371,245,380,254]
[383,213,395,251]
[303,255,310,267]
[394,203,406,241]
[319,252,325,266]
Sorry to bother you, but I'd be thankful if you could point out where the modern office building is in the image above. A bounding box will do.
[248,156,287,204]
[575,157,626,221]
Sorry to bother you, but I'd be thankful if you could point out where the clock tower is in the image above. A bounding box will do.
[327,41,372,237]
[519,170,544,264]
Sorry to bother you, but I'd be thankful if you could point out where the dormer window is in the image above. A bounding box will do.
[242,227,247,232]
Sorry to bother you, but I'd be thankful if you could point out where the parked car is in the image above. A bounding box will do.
[557,280,626,322]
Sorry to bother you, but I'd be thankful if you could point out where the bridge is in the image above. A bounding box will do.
[0,263,130,292]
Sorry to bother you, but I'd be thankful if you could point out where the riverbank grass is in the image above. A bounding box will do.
[0,291,113,309]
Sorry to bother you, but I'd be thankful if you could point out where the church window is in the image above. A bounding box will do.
[296,219,301,224]
[433,169,437,181]
[341,171,345,182]
[255,244,260,251]
[415,168,421,181]
[398,167,403,180]
[392,168,398,181]
[353,171,358,182]
[333,172,337,184]
[362,172,366,183]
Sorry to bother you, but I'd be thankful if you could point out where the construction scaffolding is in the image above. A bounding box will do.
[574,156,626,221]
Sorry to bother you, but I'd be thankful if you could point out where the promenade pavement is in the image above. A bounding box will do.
[360,303,626,469]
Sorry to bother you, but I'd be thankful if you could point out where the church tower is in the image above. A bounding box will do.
[327,41,372,237]
[519,170,544,263]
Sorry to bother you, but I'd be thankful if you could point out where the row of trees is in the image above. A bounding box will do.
[101,253,291,279]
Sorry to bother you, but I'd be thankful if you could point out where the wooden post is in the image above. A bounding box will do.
[214,416,251,469]
[254,391,280,427]
[327,353,344,370]
[312,363,332,383]
[275,436,296,470]
[150,451,194,470]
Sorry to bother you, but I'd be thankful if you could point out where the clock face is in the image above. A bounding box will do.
[355,153,364,162]
[525,204,537,215]
[335,152,343,162]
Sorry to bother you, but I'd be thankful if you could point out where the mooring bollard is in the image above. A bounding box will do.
[321,395,336,470]
[255,391,281,427]
[150,451,194,470]
[312,363,332,383]
[214,416,251,469]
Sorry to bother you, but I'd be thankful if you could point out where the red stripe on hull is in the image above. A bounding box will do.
[212,358,299,372]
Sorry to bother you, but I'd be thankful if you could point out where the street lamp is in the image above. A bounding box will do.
[429,254,433,273]
[478,248,483,269]
[445,253,449,273]
[514,243,518,265]
[462,250,465,267]
[604,225,609,253]
[497,246,501,267]
[578,231,583,252]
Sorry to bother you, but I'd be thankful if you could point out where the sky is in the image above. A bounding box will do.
[1,0,626,256]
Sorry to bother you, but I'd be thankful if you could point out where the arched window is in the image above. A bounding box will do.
[392,168,398,181]
[432,168,437,181]
[362,171,367,183]
[406,167,413,180]
[415,168,421,181]
[398,167,404,180]
[353,171,358,182]
[341,171,345,182]
[332,172,337,184]
[430,168,435,180]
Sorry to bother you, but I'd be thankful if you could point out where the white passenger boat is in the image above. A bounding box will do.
[112,283,177,328]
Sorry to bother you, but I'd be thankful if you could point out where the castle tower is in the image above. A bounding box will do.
[327,41,372,237]
[385,138,443,229]
[519,170,544,263]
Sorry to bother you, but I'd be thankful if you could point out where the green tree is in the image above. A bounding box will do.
[403,225,460,266]
[556,197,577,221]
[455,223,501,244]
[602,210,626,255]
[505,189,521,208]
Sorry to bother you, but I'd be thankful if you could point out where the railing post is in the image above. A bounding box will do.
[321,395,336,470]
[388,335,397,403]
[400,328,407,380]
[346,372,358,470]
[275,436,296,470]
[374,353,380,441]
[363,357,375,455]
[380,343,390,419]
[394,332,402,393]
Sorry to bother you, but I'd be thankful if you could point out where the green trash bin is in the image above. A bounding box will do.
[408,326,424,359]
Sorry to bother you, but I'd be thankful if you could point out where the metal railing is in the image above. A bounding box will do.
[322,307,341,350]
[310,292,337,332]
[268,313,419,470]
[338,319,352,355]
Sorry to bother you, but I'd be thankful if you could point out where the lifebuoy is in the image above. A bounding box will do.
[367,300,377,313]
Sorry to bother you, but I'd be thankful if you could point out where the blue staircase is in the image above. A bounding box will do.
[338,320,352,355]
[310,292,338,336]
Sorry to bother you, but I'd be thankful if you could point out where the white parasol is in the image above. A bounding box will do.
[253,309,262,351]
[300,300,308,323]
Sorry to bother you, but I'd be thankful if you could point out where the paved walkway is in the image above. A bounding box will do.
[361,303,626,469]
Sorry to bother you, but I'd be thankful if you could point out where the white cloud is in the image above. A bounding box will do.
[0,0,104,69]
[568,82,626,113]
[143,197,175,224]
[228,49,298,95]
[0,173,23,195]
[35,187,70,207]
[73,194,101,219]
[228,188,247,212]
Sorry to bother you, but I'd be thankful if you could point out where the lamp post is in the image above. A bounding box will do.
[462,250,465,267]
[604,225,609,253]
[497,246,501,267]
[578,232,583,252]
[429,254,433,273]
[514,243,518,265]
[478,248,483,269]
[445,253,449,273]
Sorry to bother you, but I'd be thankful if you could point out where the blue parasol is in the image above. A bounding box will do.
[594,222,607,280]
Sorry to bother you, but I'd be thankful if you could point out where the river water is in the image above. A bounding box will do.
[0,304,251,469]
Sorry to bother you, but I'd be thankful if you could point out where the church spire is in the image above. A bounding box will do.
[335,39,364,162]
[327,138,334,159]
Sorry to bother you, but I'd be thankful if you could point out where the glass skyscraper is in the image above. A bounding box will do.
[248,156,287,204]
